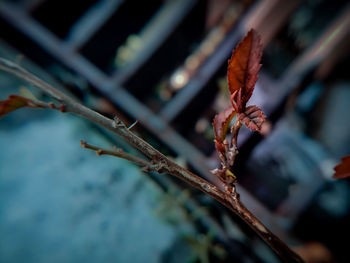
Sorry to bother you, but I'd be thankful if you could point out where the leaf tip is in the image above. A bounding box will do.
[227,29,263,111]
[333,155,350,179]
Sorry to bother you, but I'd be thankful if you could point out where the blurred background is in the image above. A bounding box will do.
[0,0,349,262]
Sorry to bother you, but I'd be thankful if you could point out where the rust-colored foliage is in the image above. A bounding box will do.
[237,105,266,132]
[333,155,350,179]
[213,107,235,153]
[212,29,265,184]
[0,95,39,118]
[227,29,262,113]
[213,29,265,153]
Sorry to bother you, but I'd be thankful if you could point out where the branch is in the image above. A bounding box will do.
[0,58,304,263]
[80,140,151,168]
[80,141,171,173]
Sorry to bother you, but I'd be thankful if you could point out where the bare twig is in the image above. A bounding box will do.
[0,58,304,263]
[80,140,151,168]
[80,140,170,173]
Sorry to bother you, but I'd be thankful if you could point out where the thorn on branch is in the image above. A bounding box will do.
[127,120,138,130]
[146,159,167,173]
[111,116,138,131]
[112,116,126,129]
[153,161,166,173]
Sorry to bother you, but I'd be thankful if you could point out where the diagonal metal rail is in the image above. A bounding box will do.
[0,1,220,185]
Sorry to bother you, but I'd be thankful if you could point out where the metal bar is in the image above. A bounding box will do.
[241,0,301,47]
[0,1,220,184]
[267,7,350,221]
[65,0,124,51]
[110,0,197,84]
[159,26,244,122]
[159,0,301,123]
[278,4,350,93]
[0,2,109,85]
[0,39,75,97]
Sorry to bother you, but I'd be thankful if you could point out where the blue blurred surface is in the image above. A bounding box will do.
[0,111,177,263]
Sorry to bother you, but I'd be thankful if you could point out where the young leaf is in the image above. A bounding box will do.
[237,105,265,132]
[333,156,350,179]
[227,29,262,112]
[213,107,236,143]
[213,107,235,154]
[0,95,39,118]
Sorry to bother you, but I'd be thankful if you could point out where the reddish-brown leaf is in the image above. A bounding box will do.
[227,29,262,112]
[237,105,265,132]
[0,95,38,118]
[333,156,350,179]
[213,107,236,143]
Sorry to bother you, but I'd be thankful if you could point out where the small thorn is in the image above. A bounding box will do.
[96,149,103,156]
[48,102,55,109]
[127,120,138,130]
[117,148,124,153]
[112,116,125,129]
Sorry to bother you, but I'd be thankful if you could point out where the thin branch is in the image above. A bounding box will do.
[0,58,304,263]
[80,140,171,174]
[80,140,151,168]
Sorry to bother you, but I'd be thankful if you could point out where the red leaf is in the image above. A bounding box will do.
[237,105,265,132]
[227,29,262,112]
[213,107,236,143]
[333,156,350,179]
[0,95,38,118]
